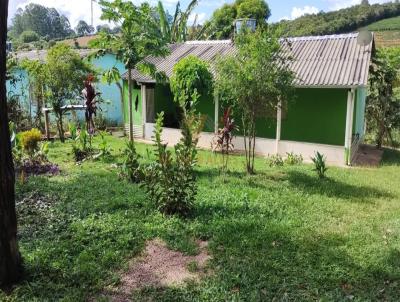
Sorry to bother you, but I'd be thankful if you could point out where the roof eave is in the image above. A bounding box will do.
[295,84,366,89]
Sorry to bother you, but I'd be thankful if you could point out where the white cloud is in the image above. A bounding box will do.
[291,6,319,19]
[280,5,319,21]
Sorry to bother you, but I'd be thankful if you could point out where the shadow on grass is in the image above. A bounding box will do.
[381,148,400,166]
[287,171,393,201]
[130,220,400,301]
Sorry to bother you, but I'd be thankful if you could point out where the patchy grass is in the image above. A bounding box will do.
[1,135,400,301]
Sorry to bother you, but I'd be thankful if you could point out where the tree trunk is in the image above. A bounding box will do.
[116,82,124,124]
[128,69,134,141]
[56,112,65,143]
[0,0,21,286]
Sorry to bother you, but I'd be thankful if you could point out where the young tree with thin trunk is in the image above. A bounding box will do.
[0,0,22,286]
[215,27,295,174]
[92,0,169,141]
[44,44,95,142]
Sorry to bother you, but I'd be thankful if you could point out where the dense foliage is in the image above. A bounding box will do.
[215,28,295,174]
[170,55,213,112]
[75,20,95,37]
[367,47,400,148]
[203,0,270,40]
[278,2,400,37]
[10,3,74,41]
[20,128,41,157]
[44,44,95,142]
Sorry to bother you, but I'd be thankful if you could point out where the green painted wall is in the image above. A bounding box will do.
[353,87,366,138]
[196,93,215,132]
[281,88,348,146]
[123,80,142,125]
[123,81,349,146]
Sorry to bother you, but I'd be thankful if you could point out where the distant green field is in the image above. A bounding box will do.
[366,16,400,31]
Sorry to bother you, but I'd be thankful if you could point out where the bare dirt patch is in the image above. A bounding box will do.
[353,144,384,167]
[99,239,211,301]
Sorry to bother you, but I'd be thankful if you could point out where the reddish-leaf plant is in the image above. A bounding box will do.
[82,74,100,134]
[212,107,237,172]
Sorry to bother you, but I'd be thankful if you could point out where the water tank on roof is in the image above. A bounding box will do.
[234,18,257,35]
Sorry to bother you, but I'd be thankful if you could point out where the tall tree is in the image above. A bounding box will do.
[204,0,270,40]
[93,0,169,141]
[11,4,73,40]
[75,20,94,36]
[215,28,295,174]
[0,0,21,286]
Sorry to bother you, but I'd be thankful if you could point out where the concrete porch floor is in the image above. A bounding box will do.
[353,144,384,167]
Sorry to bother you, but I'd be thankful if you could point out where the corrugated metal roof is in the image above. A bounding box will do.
[123,40,235,84]
[124,33,374,88]
[283,33,373,87]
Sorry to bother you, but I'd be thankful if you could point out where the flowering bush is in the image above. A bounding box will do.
[20,128,42,157]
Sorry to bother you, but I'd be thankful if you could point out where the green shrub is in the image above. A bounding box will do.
[68,122,77,140]
[120,140,143,183]
[267,154,284,167]
[20,128,42,157]
[72,124,93,162]
[285,152,303,165]
[20,30,40,43]
[143,112,202,217]
[97,131,112,159]
[311,152,328,179]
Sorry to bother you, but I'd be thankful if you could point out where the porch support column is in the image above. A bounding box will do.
[275,100,282,154]
[141,84,146,139]
[214,93,219,134]
[344,88,355,165]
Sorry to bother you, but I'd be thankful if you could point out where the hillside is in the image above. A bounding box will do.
[363,16,400,47]
[278,2,400,43]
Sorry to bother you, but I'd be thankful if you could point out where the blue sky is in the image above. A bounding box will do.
[8,0,391,27]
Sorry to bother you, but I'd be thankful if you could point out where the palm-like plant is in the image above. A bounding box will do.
[157,0,204,42]
[93,0,169,141]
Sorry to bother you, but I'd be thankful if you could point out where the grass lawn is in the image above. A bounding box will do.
[2,134,400,301]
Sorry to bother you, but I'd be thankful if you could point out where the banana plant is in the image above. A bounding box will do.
[157,0,200,43]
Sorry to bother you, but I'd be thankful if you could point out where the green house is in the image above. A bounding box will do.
[122,33,374,166]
